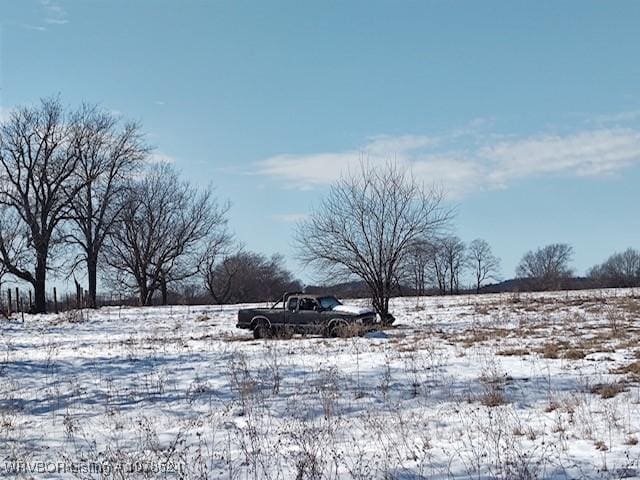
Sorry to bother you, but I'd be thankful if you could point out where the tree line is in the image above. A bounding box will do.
[0,99,636,317]
[294,163,638,324]
[0,98,301,313]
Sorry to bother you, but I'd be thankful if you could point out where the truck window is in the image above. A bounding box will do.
[299,298,318,311]
[319,296,342,310]
[287,298,298,311]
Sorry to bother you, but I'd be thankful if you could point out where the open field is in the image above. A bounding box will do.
[2,288,640,479]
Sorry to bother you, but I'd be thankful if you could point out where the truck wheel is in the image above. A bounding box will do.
[253,324,272,339]
[327,320,349,338]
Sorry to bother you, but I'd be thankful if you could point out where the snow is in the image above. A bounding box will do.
[1,288,640,478]
[332,304,376,315]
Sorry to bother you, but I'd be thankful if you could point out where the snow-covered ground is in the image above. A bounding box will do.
[2,288,640,479]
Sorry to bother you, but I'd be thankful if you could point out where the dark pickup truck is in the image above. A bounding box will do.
[237,293,378,339]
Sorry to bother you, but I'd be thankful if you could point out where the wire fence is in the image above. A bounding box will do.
[0,287,135,316]
[0,286,223,317]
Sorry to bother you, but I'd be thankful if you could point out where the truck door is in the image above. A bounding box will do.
[286,296,298,328]
[297,297,321,333]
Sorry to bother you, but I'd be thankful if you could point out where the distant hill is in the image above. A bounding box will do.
[478,277,600,294]
[304,281,418,299]
[306,277,603,299]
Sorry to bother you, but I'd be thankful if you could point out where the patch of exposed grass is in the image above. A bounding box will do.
[590,381,627,399]
[611,361,640,377]
[563,349,586,360]
[594,440,609,451]
[480,389,508,407]
[537,340,570,359]
[460,327,511,347]
[496,348,530,357]
[618,298,640,315]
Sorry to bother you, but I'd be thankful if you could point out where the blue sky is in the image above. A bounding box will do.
[1,0,639,285]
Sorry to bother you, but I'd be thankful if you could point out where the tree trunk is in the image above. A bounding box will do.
[33,252,47,314]
[145,288,155,306]
[87,256,98,309]
[371,286,394,326]
[160,275,168,306]
[139,285,148,306]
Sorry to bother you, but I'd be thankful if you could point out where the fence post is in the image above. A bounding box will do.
[53,287,59,314]
[15,288,20,314]
[7,289,11,316]
[75,281,81,309]
[29,290,32,312]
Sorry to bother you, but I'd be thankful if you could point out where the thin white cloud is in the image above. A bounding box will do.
[40,0,69,25]
[257,151,364,189]
[590,110,640,126]
[272,213,309,223]
[21,24,47,31]
[255,121,640,198]
[255,134,438,189]
[412,156,483,199]
[483,129,640,186]
[147,152,176,165]
[364,134,437,156]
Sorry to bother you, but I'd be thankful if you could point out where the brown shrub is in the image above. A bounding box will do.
[480,389,508,407]
[594,440,608,451]
[563,349,586,360]
[590,381,627,399]
[497,348,530,357]
[611,361,640,376]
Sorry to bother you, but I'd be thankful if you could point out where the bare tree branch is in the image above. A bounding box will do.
[66,104,148,307]
[295,161,450,325]
[102,162,230,305]
[0,98,84,312]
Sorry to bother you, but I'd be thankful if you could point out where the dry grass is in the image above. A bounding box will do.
[460,328,511,347]
[611,361,640,377]
[496,348,530,357]
[618,297,640,315]
[480,389,508,407]
[594,440,609,451]
[563,349,586,360]
[538,341,569,359]
[590,381,627,399]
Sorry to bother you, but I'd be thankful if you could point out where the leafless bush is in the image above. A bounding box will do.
[61,308,88,323]
[227,351,258,414]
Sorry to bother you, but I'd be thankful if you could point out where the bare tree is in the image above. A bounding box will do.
[0,207,26,315]
[441,235,465,294]
[402,238,432,297]
[0,208,30,283]
[67,105,148,308]
[0,99,83,313]
[516,243,574,290]
[103,163,229,306]
[467,238,501,293]
[295,162,449,325]
[203,250,301,304]
[589,248,640,288]
[200,234,236,304]
[203,253,242,304]
[427,239,449,295]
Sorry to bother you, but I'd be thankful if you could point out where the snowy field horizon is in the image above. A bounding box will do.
[2,287,640,479]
